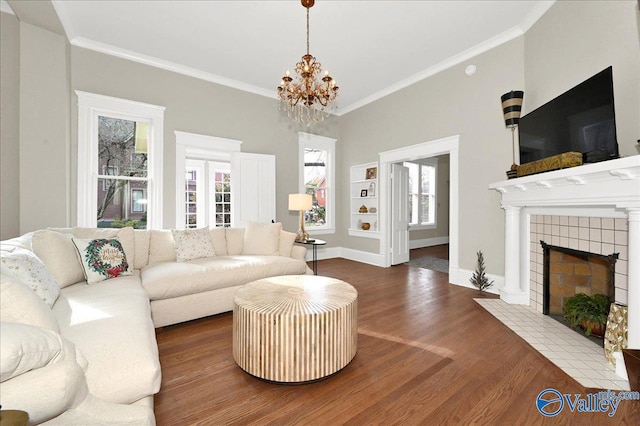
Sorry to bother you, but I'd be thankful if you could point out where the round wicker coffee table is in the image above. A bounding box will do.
[232,275,358,383]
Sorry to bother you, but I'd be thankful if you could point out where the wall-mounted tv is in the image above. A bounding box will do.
[518,67,619,165]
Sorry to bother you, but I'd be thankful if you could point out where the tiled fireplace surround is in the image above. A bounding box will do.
[490,156,640,348]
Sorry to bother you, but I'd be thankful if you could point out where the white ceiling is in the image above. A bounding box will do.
[40,1,553,115]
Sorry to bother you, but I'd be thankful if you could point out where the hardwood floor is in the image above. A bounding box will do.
[154,257,638,425]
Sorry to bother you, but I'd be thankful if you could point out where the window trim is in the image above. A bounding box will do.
[298,132,336,235]
[76,91,165,229]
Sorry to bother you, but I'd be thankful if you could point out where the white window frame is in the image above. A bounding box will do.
[208,162,232,228]
[298,132,336,235]
[76,91,165,229]
[405,158,438,230]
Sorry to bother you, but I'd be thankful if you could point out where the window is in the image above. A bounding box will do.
[183,159,231,229]
[212,168,231,227]
[76,91,164,229]
[299,132,336,234]
[131,189,147,213]
[404,159,437,228]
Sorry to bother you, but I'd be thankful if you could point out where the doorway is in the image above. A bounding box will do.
[379,135,459,282]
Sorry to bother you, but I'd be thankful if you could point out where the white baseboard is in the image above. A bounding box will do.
[409,236,450,250]
[339,247,386,267]
[305,246,506,297]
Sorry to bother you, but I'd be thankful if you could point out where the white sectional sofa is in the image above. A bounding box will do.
[0,222,308,424]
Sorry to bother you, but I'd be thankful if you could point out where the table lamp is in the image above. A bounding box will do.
[501,90,524,179]
[289,193,313,242]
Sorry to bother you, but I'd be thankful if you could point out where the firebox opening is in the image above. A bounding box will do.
[541,241,618,343]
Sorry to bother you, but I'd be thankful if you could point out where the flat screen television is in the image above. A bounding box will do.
[518,66,619,165]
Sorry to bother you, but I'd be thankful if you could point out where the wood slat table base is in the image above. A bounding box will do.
[233,275,358,383]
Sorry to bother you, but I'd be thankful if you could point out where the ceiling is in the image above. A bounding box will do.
[6,0,555,115]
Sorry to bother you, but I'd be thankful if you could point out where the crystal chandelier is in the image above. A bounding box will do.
[277,0,338,126]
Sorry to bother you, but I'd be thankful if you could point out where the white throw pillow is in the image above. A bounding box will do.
[0,274,59,332]
[1,249,60,307]
[171,227,215,262]
[225,228,245,255]
[31,230,85,288]
[0,322,79,382]
[278,230,297,258]
[71,237,133,284]
[72,227,136,269]
[242,222,282,256]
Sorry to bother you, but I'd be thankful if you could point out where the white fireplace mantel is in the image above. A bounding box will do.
[489,155,640,348]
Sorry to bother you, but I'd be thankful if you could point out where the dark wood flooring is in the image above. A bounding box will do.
[154,254,638,425]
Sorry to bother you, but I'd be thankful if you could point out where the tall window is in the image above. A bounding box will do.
[404,160,437,227]
[76,91,164,229]
[299,132,336,234]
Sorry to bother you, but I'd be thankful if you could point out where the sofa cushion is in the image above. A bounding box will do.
[1,248,60,306]
[0,322,79,382]
[171,227,215,262]
[0,274,59,332]
[71,238,133,284]
[72,227,136,270]
[133,230,151,269]
[148,230,176,264]
[142,255,307,301]
[209,227,228,256]
[225,228,244,255]
[242,222,281,256]
[52,276,161,404]
[32,230,85,288]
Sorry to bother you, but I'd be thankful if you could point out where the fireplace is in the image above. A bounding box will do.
[541,241,617,316]
[489,156,640,348]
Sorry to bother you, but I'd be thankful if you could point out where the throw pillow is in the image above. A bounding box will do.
[242,222,282,256]
[1,248,60,307]
[171,227,215,262]
[72,227,136,269]
[0,274,59,332]
[71,238,133,284]
[278,230,297,257]
[31,230,85,288]
[148,230,177,264]
[0,322,79,382]
[209,227,228,256]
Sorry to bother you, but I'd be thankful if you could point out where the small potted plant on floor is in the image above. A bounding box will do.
[564,293,610,337]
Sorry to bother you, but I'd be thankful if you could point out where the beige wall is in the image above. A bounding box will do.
[0,12,20,239]
[524,0,640,157]
[19,22,70,234]
[69,47,340,239]
[340,37,525,272]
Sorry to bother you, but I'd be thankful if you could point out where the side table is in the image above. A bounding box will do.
[295,239,326,275]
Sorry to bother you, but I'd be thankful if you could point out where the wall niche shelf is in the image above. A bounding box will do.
[349,162,380,239]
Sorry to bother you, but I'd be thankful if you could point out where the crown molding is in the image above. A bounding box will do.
[517,0,555,33]
[70,37,278,100]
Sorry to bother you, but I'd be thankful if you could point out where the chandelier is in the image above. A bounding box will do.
[277,0,338,126]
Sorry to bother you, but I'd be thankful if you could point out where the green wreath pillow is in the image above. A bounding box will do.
[71,237,132,284]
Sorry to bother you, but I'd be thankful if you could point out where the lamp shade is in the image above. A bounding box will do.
[288,193,312,211]
[501,90,524,128]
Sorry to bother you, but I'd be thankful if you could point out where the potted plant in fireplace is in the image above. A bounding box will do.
[564,293,611,338]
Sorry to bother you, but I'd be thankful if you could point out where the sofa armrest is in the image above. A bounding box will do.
[0,361,86,424]
[291,245,307,260]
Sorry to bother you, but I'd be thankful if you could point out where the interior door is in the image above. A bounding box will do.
[230,152,276,227]
[391,164,410,265]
